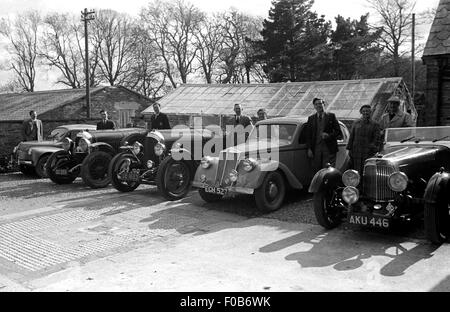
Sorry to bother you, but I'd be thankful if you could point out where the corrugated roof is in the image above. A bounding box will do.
[143,78,406,120]
[423,0,450,57]
[0,87,105,121]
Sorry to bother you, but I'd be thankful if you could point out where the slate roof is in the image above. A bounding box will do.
[0,87,105,121]
[142,78,414,121]
[423,0,450,57]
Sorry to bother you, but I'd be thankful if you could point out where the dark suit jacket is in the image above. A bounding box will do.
[96,120,116,130]
[150,113,171,130]
[305,112,343,155]
[233,114,253,128]
[22,118,43,141]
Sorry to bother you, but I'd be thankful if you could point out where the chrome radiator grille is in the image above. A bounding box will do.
[214,151,240,186]
[363,164,396,201]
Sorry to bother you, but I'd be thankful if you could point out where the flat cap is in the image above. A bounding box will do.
[388,95,401,103]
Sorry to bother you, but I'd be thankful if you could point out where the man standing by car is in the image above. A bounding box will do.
[306,98,343,173]
[22,110,43,141]
[347,105,382,175]
[150,103,171,130]
[257,108,268,122]
[233,103,253,128]
[380,96,414,130]
[97,110,116,130]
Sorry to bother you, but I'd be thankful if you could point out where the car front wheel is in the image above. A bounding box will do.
[313,189,342,229]
[46,150,78,184]
[109,153,141,192]
[81,151,113,189]
[254,171,286,212]
[424,194,450,244]
[156,156,192,201]
[35,154,50,178]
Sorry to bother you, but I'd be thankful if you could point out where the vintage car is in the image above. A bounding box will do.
[12,124,97,178]
[46,128,148,187]
[309,126,450,244]
[109,128,221,200]
[191,116,350,212]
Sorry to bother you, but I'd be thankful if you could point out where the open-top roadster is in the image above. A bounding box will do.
[191,116,350,212]
[309,126,450,244]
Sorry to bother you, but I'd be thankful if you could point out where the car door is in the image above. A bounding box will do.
[292,124,313,185]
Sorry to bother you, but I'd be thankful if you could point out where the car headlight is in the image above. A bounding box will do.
[62,138,72,152]
[388,172,408,192]
[242,158,257,172]
[78,138,91,152]
[27,149,32,155]
[229,169,238,182]
[154,142,166,156]
[342,186,359,204]
[342,170,360,187]
[201,156,212,169]
[133,142,143,155]
[147,160,154,169]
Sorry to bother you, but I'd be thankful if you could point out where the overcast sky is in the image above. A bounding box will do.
[0,0,440,19]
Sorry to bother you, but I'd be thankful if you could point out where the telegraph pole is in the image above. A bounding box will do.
[411,13,416,104]
[81,8,95,119]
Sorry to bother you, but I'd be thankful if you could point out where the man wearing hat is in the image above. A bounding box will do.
[380,95,414,130]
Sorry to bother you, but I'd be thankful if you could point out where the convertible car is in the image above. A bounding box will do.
[309,126,450,244]
[191,116,350,212]
[13,124,97,178]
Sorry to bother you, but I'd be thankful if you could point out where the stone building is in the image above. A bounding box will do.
[0,86,154,158]
[142,78,416,130]
[421,0,450,126]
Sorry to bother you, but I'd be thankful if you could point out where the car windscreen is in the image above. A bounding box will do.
[247,124,297,147]
[386,126,450,143]
[48,128,68,141]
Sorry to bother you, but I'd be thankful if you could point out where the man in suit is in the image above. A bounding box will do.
[305,98,343,173]
[97,110,116,130]
[150,103,171,130]
[233,104,253,127]
[257,108,268,122]
[22,110,43,141]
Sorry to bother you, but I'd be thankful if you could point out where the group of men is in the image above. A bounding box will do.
[305,96,414,175]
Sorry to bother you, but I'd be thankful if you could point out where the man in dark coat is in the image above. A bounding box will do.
[233,103,253,128]
[96,110,116,130]
[150,103,171,130]
[347,105,382,175]
[305,98,343,173]
[22,110,43,141]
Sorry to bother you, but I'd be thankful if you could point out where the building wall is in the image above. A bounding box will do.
[0,87,153,157]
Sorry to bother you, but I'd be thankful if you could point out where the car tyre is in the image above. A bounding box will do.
[109,153,141,192]
[254,171,286,212]
[198,188,223,203]
[313,189,342,229]
[424,194,450,244]
[156,156,192,201]
[46,150,78,184]
[35,154,50,178]
[81,151,113,189]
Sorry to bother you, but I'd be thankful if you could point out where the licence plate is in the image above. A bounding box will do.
[348,213,390,228]
[204,186,228,195]
[56,169,68,175]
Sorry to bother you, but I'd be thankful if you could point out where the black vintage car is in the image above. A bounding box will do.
[109,128,219,200]
[46,128,148,188]
[309,126,450,244]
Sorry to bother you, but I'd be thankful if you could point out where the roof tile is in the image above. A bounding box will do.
[423,0,450,57]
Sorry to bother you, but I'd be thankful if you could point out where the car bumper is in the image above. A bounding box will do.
[18,160,33,166]
[192,181,254,195]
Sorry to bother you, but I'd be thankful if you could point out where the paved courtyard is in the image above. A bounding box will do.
[0,173,449,292]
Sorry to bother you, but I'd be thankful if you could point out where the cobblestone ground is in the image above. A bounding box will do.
[0,172,427,290]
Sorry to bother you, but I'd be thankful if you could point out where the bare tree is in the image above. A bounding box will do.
[0,11,41,92]
[194,13,224,84]
[91,9,136,86]
[367,0,416,76]
[140,0,204,87]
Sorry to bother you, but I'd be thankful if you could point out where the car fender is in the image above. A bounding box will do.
[424,170,450,204]
[254,162,303,190]
[308,166,343,193]
[30,147,63,165]
[90,142,115,156]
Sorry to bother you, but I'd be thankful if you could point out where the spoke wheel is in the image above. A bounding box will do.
[313,189,343,229]
[46,150,78,184]
[81,151,113,189]
[425,194,450,244]
[109,153,141,192]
